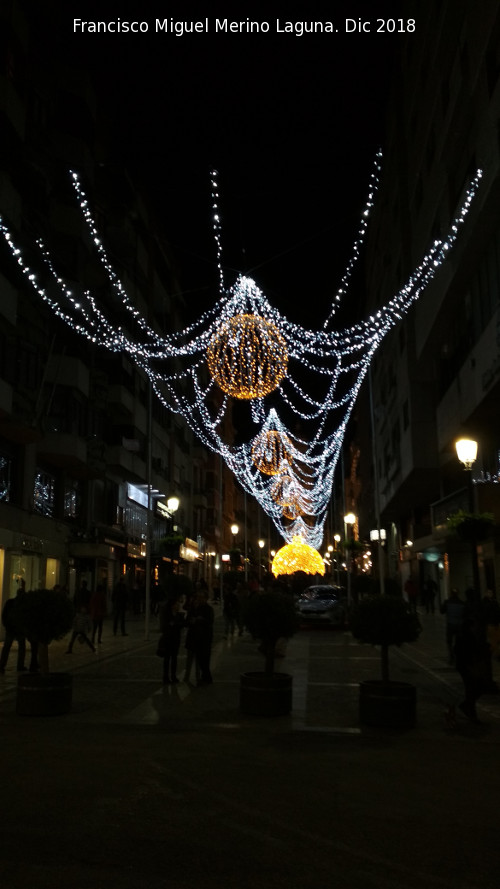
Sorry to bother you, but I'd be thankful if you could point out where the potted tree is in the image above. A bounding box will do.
[350,593,421,728]
[15,588,75,716]
[447,510,494,543]
[240,591,299,716]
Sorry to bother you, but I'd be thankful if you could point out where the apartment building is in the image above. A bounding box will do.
[356,0,500,600]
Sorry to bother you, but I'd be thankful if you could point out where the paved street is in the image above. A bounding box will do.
[0,606,499,888]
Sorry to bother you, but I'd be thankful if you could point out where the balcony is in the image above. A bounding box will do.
[45,355,89,397]
[107,384,134,419]
[37,432,88,470]
[106,444,146,482]
[0,378,12,417]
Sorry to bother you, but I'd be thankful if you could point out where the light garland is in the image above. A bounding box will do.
[272,535,325,577]
[0,162,483,552]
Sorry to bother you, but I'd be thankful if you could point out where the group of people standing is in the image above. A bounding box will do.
[158,584,214,687]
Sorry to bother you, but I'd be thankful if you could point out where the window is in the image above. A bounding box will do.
[0,454,11,502]
[33,470,56,517]
[64,479,81,519]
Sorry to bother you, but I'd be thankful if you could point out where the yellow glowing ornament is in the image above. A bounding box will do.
[282,499,304,521]
[251,429,292,476]
[206,313,288,399]
[271,535,325,577]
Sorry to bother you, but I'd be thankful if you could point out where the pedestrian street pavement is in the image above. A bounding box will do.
[1,604,500,737]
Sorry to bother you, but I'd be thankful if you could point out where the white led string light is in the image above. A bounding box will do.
[0,165,482,549]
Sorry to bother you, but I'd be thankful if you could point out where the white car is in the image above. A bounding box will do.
[296,586,346,626]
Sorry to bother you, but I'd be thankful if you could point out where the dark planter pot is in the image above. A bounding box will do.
[240,671,293,716]
[359,679,416,729]
[17,672,73,717]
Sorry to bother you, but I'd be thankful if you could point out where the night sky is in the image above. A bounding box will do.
[35,1,412,327]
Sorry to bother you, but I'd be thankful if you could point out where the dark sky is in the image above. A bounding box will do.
[36,0,411,327]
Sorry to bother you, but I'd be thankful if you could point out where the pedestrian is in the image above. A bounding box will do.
[422,577,437,614]
[183,590,201,684]
[455,616,492,723]
[158,594,186,685]
[223,587,240,638]
[66,606,96,654]
[89,583,107,645]
[112,578,129,636]
[481,589,500,659]
[404,577,419,614]
[0,585,27,674]
[74,579,91,611]
[440,588,465,664]
[191,589,214,686]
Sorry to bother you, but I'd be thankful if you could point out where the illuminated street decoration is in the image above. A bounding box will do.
[251,411,292,475]
[206,312,288,399]
[0,161,483,550]
[272,535,325,576]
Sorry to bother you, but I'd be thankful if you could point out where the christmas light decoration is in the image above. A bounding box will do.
[272,535,325,576]
[251,411,292,475]
[206,313,288,399]
[0,161,483,552]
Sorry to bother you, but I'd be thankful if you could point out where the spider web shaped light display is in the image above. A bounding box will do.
[0,156,483,551]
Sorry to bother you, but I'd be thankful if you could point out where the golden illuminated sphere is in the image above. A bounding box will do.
[251,429,292,476]
[206,313,288,400]
[282,498,305,521]
[270,466,293,503]
[272,535,325,577]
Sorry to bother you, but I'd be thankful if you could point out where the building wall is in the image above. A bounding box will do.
[359,0,500,598]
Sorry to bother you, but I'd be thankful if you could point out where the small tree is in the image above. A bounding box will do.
[447,510,494,542]
[350,595,421,682]
[243,592,299,676]
[15,589,74,675]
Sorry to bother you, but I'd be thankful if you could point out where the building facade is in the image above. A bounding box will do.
[355,0,500,603]
[0,1,270,631]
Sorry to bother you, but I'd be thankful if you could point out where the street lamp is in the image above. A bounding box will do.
[343,513,357,607]
[333,533,341,586]
[258,538,265,583]
[456,437,480,596]
[456,439,478,471]
[166,496,180,515]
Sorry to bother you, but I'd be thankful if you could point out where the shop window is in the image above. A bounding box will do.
[33,469,56,517]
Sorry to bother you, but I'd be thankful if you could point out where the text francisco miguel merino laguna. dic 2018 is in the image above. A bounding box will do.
[72,18,417,36]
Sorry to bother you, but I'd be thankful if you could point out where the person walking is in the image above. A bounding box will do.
[422,577,438,614]
[222,587,240,638]
[481,589,500,660]
[90,583,107,645]
[192,589,214,686]
[404,577,419,614]
[0,586,27,673]
[158,594,186,685]
[66,606,96,654]
[455,616,492,723]
[440,588,465,664]
[112,578,129,636]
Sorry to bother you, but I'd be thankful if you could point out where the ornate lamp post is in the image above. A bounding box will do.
[344,513,357,607]
[455,438,480,596]
[258,539,265,583]
[334,533,341,587]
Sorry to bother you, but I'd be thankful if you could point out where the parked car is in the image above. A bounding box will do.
[295,585,347,627]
